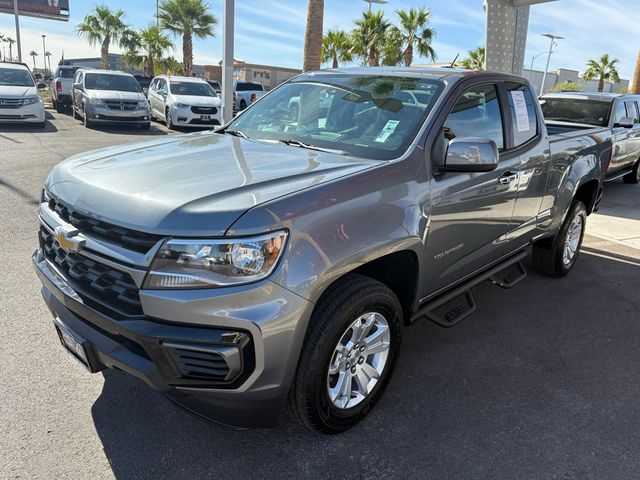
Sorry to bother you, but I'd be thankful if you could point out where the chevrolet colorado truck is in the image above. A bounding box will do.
[34,68,612,434]
[540,92,640,183]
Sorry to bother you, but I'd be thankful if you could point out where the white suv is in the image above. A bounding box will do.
[0,62,46,127]
[148,75,221,129]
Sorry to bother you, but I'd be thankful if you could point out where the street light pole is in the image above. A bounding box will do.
[528,51,546,80]
[13,0,22,62]
[540,33,563,94]
[362,0,387,12]
[41,34,47,73]
[221,0,235,124]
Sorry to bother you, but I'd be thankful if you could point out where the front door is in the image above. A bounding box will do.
[424,83,520,296]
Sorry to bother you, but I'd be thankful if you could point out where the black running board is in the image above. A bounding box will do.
[604,167,633,182]
[411,250,528,327]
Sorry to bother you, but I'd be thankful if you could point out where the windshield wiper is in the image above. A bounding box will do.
[278,138,347,155]
[225,129,249,139]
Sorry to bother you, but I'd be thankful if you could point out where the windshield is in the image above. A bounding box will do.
[57,68,77,79]
[169,81,216,97]
[85,73,142,93]
[0,67,34,87]
[227,74,444,160]
[540,98,611,127]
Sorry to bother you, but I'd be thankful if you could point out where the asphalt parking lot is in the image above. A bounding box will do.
[1,111,640,480]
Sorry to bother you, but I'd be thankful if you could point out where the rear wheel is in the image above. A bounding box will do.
[240,99,247,111]
[532,200,587,277]
[83,105,93,129]
[623,160,640,184]
[54,99,63,114]
[286,274,402,434]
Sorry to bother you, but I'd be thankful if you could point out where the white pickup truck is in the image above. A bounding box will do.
[52,65,80,113]
[233,80,266,111]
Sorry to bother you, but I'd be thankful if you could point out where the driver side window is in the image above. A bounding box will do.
[444,84,504,150]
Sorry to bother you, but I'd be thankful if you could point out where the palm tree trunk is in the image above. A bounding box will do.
[32,56,36,69]
[631,50,640,94]
[403,44,413,67]
[9,44,12,61]
[183,31,192,76]
[101,37,110,70]
[332,53,338,69]
[368,46,377,66]
[598,76,605,93]
[302,0,324,72]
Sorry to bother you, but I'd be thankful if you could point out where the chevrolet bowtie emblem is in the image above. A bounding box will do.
[54,225,86,253]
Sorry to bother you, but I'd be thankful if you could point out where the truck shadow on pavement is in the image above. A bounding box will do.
[598,181,640,222]
[91,249,640,480]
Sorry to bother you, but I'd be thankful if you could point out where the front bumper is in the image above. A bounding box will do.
[171,106,221,128]
[33,248,313,428]
[0,102,45,123]
[86,104,150,125]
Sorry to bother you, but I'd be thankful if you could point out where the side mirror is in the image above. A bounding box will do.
[440,137,499,173]
[73,83,83,91]
[614,117,634,129]
[36,82,47,90]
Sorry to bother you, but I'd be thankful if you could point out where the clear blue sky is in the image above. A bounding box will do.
[0,0,637,79]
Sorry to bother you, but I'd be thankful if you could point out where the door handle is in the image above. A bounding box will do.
[498,172,519,185]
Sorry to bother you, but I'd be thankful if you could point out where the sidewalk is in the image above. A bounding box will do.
[587,181,640,250]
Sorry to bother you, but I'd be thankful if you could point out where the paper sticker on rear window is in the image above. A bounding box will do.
[375,120,400,143]
[511,91,530,132]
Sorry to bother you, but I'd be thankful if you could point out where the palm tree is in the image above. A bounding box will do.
[582,54,620,92]
[121,26,174,77]
[321,29,352,69]
[460,46,485,71]
[352,10,391,67]
[45,51,52,72]
[392,7,436,66]
[0,34,5,61]
[303,0,324,72]
[76,5,129,69]
[630,50,640,94]
[29,50,38,69]
[6,37,15,61]
[158,0,217,77]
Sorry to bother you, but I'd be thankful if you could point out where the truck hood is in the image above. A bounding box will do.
[46,132,378,237]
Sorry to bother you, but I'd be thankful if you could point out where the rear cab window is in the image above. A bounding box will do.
[624,101,639,123]
[505,84,538,147]
[540,97,611,127]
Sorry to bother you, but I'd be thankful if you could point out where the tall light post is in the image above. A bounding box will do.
[41,34,46,73]
[13,0,22,62]
[527,51,547,82]
[363,0,387,12]
[540,33,563,94]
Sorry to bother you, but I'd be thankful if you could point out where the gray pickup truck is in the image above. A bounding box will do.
[34,67,612,434]
[540,92,640,184]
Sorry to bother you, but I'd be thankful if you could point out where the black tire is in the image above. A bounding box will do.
[240,99,247,111]
[286,273,402,434]
[54,99,63,114]
[166,108,174,130]
[623,160,640,184]
[532,200,587,277]
[73,104,81,120]
[83,105,93,128]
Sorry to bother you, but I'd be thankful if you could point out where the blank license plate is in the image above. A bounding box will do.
[54,317,91,371]
[200,115,211,120]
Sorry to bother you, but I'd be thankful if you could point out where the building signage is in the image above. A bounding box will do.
[0,0,70,21]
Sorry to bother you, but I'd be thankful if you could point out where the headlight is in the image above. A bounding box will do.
[173,102,189,109]
[89,98,104,105]
[23,96,41,105]
[137,100,148,108]
[144,230,288,289]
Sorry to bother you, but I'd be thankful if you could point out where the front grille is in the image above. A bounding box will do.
[98,115,147,122]
[104,100,138,111]
[47,196,162,254]
[189,118,220,126]
[190,106,217,115]
[167,346,230,381]
[0,98,23,109]
[40,227,143,317]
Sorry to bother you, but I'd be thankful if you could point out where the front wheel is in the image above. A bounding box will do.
[532,200,587,277]
[623,160,640,184]
[286,274,402,434]
[166,108,175,130]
